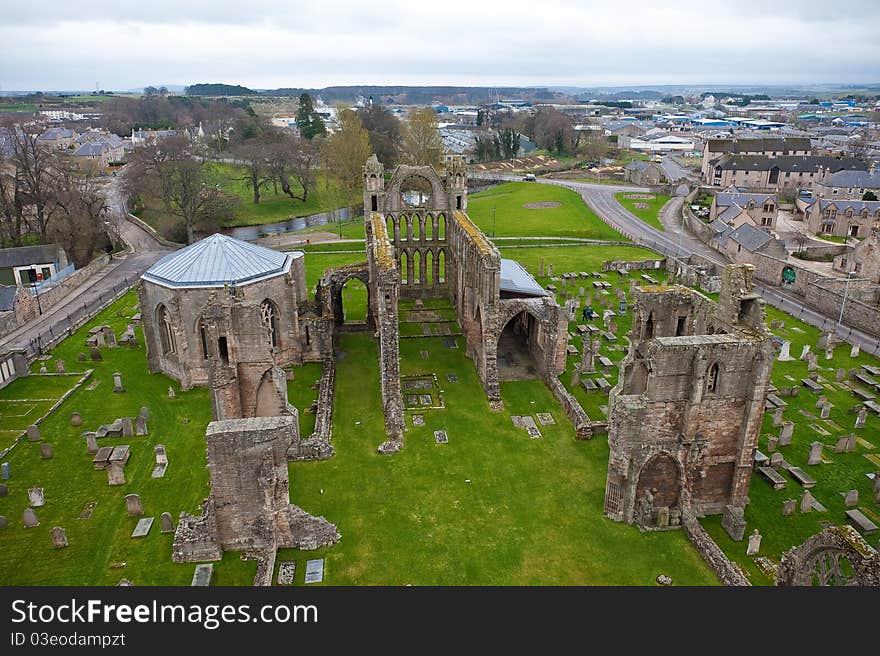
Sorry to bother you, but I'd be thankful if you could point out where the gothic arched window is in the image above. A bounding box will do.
[157,304,175,355]
[261,300,279,348]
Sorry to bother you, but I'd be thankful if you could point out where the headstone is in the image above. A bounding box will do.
[108,462,125,486]
[800,345,811,360]
[846,434,857,452]
[772,406,784,427]
[807,441,823,465]
[85,434,98,454]
[856,408,867,428]
[121,417,134,437]
[125,493,144,516]
[851,344,860,358]
[767,437,778,452]
[1,462,9,480]
[28,487,45,507]
[304,559,324,584]
[39,443,53,459]
[90,347,102,361]
[833,435,850,453]
[819,403,831,419]
[778,421,794,446]
[0,484,6,497]
[131,517,154,538]
[0,516,6,529]
[836,368,847,382]
[39,363,47,373]
[113,372,124,393]
[139,407,150,421]
[70,412,82,426]
[154,445,167,465]
[160,512,174,533]
[782,499,796,516]
[722,505,746,541]
[770,452,784,469]
[538,258,544,277]
[23,508,39,527]
[806,353,818,372]
[816,395,827,409]
[800,490,813,513]
[746,529,762,556]
[844,489,859,507]
[547,264,553,277]
[77,352,87,362]
[191,564,214,586]
[825,347,834,360]
[168,387,175,399]
[26,424,40,442]
[135,415,147,436]
[777,341,794,361]
[51,526,68,548]
[55,359,65,373]
[656,506,669,528]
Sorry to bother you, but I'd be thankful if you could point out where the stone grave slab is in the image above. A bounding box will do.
[191,564,214,586]
[525,425,542,439]
[446,374,458,383]
[277,561,296,585]
[109,445,130,466]
[798,409,817,421]
[845,509,878,534]
[595,377,611,391]
[535,413,555,426]
[304,559,324,583]
[151,463,167,478]
[754,450,769,467]
[77,501,96,519]
[581,378,597,391]
[597,356,614,369]
[412,414,425,427]
[802,378,823,392]
[787,467,816,489]
[131,517,154,538]
[809,424,830,436]
[810,497,828,512]
[433,430,448,444]
[92,447,113,470]
[419,394,433,406]
[420,350,429,360]
[757,467,786,490]
[444,337,458,349]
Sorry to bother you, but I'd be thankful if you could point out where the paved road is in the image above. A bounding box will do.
[659,154,690,183]
[0,172,173,357]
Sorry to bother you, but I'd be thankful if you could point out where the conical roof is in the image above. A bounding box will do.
[142,233,297,289]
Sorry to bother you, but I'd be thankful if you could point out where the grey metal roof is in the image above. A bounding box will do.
[142,233,297,289]
[499,259,547,297]
[728,223,772,252]
[824,169,880,189]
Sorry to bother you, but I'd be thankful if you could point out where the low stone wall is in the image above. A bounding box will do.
[601,258,665,273]
[681,509,750,586]
[547,375,592,440]
[126,213,184,249]
[798,242,849,259]
[683,204,717,244]
[35,253,111,310]
[287,357,335,461]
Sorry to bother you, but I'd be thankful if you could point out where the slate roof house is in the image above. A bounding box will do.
[0,244,68,286]
[709,189,778,229]
[706,155,866,193]
[814,165,880,200]
[701,136,811,180]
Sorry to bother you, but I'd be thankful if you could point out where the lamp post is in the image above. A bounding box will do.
[837,270,855,335]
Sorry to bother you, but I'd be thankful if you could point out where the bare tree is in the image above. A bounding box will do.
[322,107,373,217]
[401,107,444,167]
[49,169,111,266]
[6,126,59,240]
[235,139,273,204]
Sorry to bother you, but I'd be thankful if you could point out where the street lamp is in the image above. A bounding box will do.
[837,270,855,335]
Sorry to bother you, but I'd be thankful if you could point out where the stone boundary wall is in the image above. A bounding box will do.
[601,258,665,273]
[34,253,111,311]
[311,357,335,443]
[681,509,750,586]
[546,375,592,440]
[799,242,849,259]
[126,213,185,249]
[682,204,718,244]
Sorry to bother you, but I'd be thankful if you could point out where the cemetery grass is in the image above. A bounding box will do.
[279,332,717,585]
[468,182,626,241]
[0,290,257,585]
[614,193,670,232]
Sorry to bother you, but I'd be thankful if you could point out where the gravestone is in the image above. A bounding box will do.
[800,345,811,360]
[845,434,857,451]
[807,441,823,465]
[154,445,167,465]
[538,258,544,277]
[851,344,860,358]
[85,434,99,455]
[836,368,847,382]
[304,559,324,584]
[160,512,174,533]
[70,412,82,426]
[90,347,102,361]
[51,526,68,549]
[113,372,124,393]
[767,437,778,452]
[433,430,449,444]
[191,564,214,587]
[547,264,553,277]
[0,516,6,529]
[107,462,125,486]
[844,489,859,507]
[722,505,746,541]
[119,417,133,437]
[411,415,425,427]
[656,506,670,528]
[55,359,65,373]
[856,408,868,428]
[28,487,45,507]
[746,530,762,556]
[770,452,784,469]
[777,341,794,361]
[806,353,818,372]
[23,508,39,527]
[782,499,796,516]
[77,352,87,362]
[0,484,6,497]
[800,491,813,513]
[39,363,47,373]
[1,462,9,480]
[26,425,40,442]
[135,415,147,436]
[816,395,827,409]
[139,407,150,421]
[833,435,850,453]
[825,347,834,360]
[819,404,831,419]
[125,494,144,516]
[772,407,784,427]
[39,443,53,459]
[778,421,794,446]
[168,387,175,399]
[130,517,154,538]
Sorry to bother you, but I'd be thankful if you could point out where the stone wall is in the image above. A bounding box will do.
[287,356,335,461]
[681,509,750,586]
[34,253,111,311]
[546,375,592,439]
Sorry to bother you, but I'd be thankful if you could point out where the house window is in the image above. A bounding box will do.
[832,188,838,194]
[822,222,835,234]
[762,217,772,226]
[260,300,279,348]
[840,257,848,269]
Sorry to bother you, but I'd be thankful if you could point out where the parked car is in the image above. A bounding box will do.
[523,173,536,181]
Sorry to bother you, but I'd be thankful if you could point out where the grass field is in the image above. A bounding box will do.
[615,192,671,232]
[468,182,625,241]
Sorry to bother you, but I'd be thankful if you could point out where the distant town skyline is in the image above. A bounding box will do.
[1,0,879,92]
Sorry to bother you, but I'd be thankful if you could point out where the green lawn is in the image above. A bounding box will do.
[468,182,625,241]
[615,192,670,232]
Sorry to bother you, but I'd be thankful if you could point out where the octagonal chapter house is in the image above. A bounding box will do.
[137,233,309,420]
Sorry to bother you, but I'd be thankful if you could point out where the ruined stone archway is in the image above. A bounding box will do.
[321,263,374,329]
[496,309,541,381]
[776,525,880,586]
[634,452,682,526]
[254,368,286,418]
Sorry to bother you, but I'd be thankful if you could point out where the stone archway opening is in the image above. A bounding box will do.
[399,175,434,208]
[341,277,369,323]
[497,310,539,381]
[634,453,681,527]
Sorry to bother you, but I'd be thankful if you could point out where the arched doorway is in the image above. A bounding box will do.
[341,277,369,322]
[255,369,285,417]
[635,453,681,526]
[497,310,539,381]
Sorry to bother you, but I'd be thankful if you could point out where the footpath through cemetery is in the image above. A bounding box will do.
[0,162,878,587]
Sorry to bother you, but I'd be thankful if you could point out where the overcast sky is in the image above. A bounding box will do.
[1,0,878,91]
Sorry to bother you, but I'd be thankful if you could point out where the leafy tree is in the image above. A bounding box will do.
[296,93,327,140]
[401,107,444,167]
[498,127,521,160]
[357,104,402,167]
[322,107,373,216]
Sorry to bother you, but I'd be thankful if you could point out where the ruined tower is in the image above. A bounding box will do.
[603,265,774,529]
